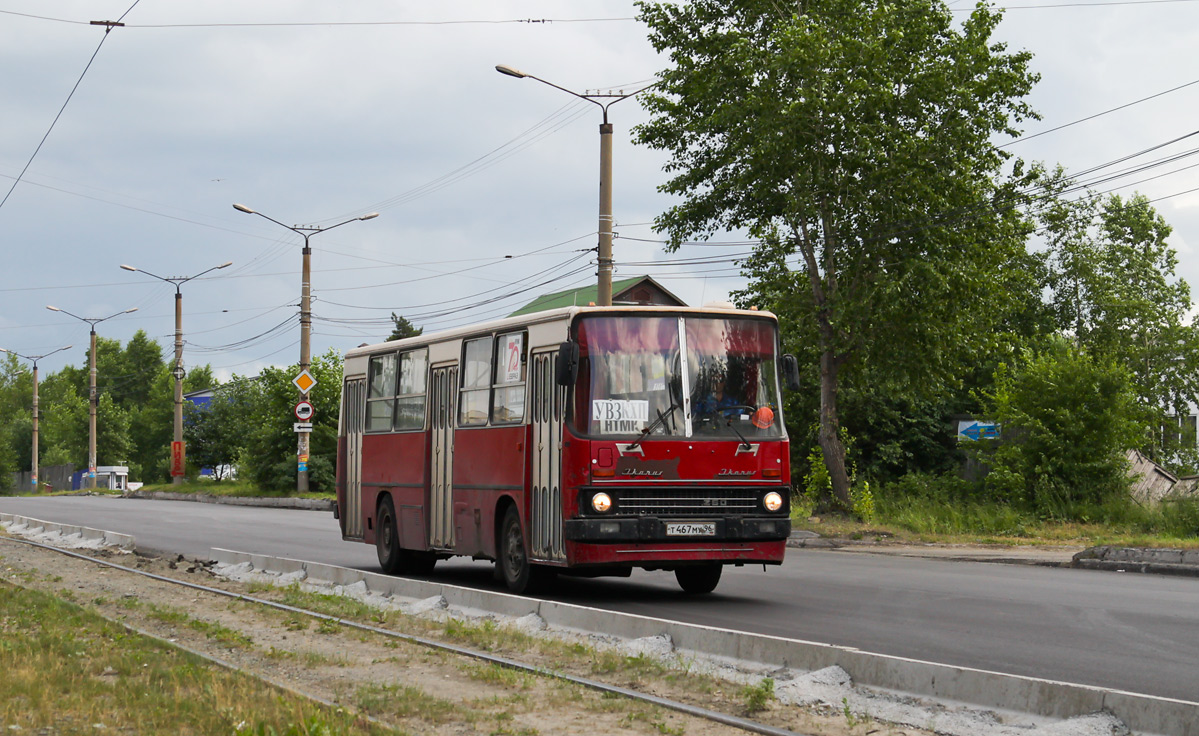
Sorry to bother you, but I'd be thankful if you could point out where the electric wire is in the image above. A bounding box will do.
[0,2,141,212]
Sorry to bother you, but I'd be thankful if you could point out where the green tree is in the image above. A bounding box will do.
[979,342,1140,515]
[634,0,1040,505]
[95,393,132,468]
[184,387,242,480]
[37,372,88,468]
[0,354,32,491]
[387,314,423,342]
[235,350,343,493]
[1041,190,1199,464]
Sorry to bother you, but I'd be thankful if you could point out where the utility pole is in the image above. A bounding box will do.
[121,261,232,484]
[46,306,138,489]
[233,204,378,493]
[496,64,654,306]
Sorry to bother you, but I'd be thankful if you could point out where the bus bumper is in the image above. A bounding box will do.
[563,517,790,543]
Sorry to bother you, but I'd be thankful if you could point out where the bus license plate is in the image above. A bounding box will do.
[666,522,716,537]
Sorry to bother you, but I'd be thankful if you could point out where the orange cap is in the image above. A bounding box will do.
[751,406,775,429]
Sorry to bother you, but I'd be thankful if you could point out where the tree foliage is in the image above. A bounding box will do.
[387,314,423,343]
[1041,191,1199,460]
[635,0,1041,505]
[978,342,1141,515]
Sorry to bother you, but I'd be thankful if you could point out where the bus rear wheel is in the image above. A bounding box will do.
[377,497,438,576]
[675,564,722,594]
[376,497,403,574]
[499,506,552,594]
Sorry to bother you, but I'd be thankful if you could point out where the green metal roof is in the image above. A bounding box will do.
[508,276,654,317]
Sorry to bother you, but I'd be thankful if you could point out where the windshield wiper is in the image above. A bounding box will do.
[724,416,753,451]
[627,403,679,451]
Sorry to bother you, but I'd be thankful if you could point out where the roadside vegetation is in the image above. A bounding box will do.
[0,580,390,735]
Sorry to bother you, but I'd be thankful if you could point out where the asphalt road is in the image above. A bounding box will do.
[4,495,1197,703]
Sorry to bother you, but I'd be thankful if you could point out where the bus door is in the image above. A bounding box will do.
[340,377,366,540]
[429,364,458,549]
[530,350,566,562]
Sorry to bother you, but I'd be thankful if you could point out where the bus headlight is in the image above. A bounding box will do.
[591,492,613,513]
[763,491,784,513]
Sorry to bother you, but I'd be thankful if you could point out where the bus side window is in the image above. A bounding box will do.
[366,353,397,431]
[492,331,527,424]
[459,337,492,426]
[395,348,428,430]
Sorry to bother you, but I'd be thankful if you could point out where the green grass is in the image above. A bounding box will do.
[794,477,1199,549]
[0,580,392,735]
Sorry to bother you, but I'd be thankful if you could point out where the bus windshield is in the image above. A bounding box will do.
[574,314,784,440]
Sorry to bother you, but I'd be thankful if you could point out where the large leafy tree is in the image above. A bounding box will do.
[635,0,1041,504]
[1041,190,1199,462]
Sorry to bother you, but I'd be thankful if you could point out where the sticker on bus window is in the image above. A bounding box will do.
[591,399,650,434]
[502,334,523,383]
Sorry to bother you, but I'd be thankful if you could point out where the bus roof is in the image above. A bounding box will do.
[344,304,779,359]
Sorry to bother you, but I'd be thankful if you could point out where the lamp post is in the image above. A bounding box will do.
[496,64,654,307]
[45,306,138,489]
[232,203,379,492]
[0,344,72,492]
[121,261,233,485]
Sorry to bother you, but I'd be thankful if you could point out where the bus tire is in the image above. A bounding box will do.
[675,564,722,594]
[500,506,550,594]
[376,496,403,574]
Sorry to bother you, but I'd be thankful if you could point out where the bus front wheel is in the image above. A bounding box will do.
[499,506,551,594]
[675,564,722,594]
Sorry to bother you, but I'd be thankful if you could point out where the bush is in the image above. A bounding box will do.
[978,344,1140,518]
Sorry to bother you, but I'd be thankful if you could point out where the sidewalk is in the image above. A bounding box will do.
[788,530,1199,578]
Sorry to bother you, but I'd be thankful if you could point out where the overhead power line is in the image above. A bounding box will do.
[0,3,140,213]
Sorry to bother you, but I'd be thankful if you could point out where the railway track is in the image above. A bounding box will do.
[1,534,823,736]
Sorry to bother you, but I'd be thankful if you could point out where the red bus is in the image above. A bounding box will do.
[336,304,798,594]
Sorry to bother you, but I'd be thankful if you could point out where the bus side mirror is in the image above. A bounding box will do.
[781,354,801,391]
[556,341,580,386]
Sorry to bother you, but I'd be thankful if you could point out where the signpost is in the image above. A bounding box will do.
[170,440,186,477]
[294,401,314,422]
[957,421,1000,442]
[291,371,317,481]
[292,370,317,395]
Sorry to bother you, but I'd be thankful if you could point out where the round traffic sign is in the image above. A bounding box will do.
[294,401,314,421]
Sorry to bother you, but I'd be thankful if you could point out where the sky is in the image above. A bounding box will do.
[3,0,1199,382]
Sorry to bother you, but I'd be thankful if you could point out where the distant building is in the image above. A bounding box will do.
[71,466,129,491]
[508,275,686,317]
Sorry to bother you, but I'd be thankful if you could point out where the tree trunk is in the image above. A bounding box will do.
[818,347,852,507]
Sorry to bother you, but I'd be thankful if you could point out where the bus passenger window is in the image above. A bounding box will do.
[366,353,397,431]
[492,331,527,424]
[395,348,428,430]
[459,337,492,426]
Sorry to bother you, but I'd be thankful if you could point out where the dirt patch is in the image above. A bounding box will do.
[0,536,926,736]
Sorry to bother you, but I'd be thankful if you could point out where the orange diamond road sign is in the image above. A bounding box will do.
[292,370,317,394]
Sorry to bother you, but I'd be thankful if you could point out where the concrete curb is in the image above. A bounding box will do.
[122,490,334,511]
[212,547,1198,736]
[0,512,134,549]
[1072,545,1199,578]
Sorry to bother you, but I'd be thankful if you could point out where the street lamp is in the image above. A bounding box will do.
[0,344,72,493]
[121,261,233,485]
[232,203,379,492]
[496,64,654,307]
[45,305,138,489]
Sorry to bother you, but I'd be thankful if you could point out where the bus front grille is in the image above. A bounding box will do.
[610,488,764,517]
